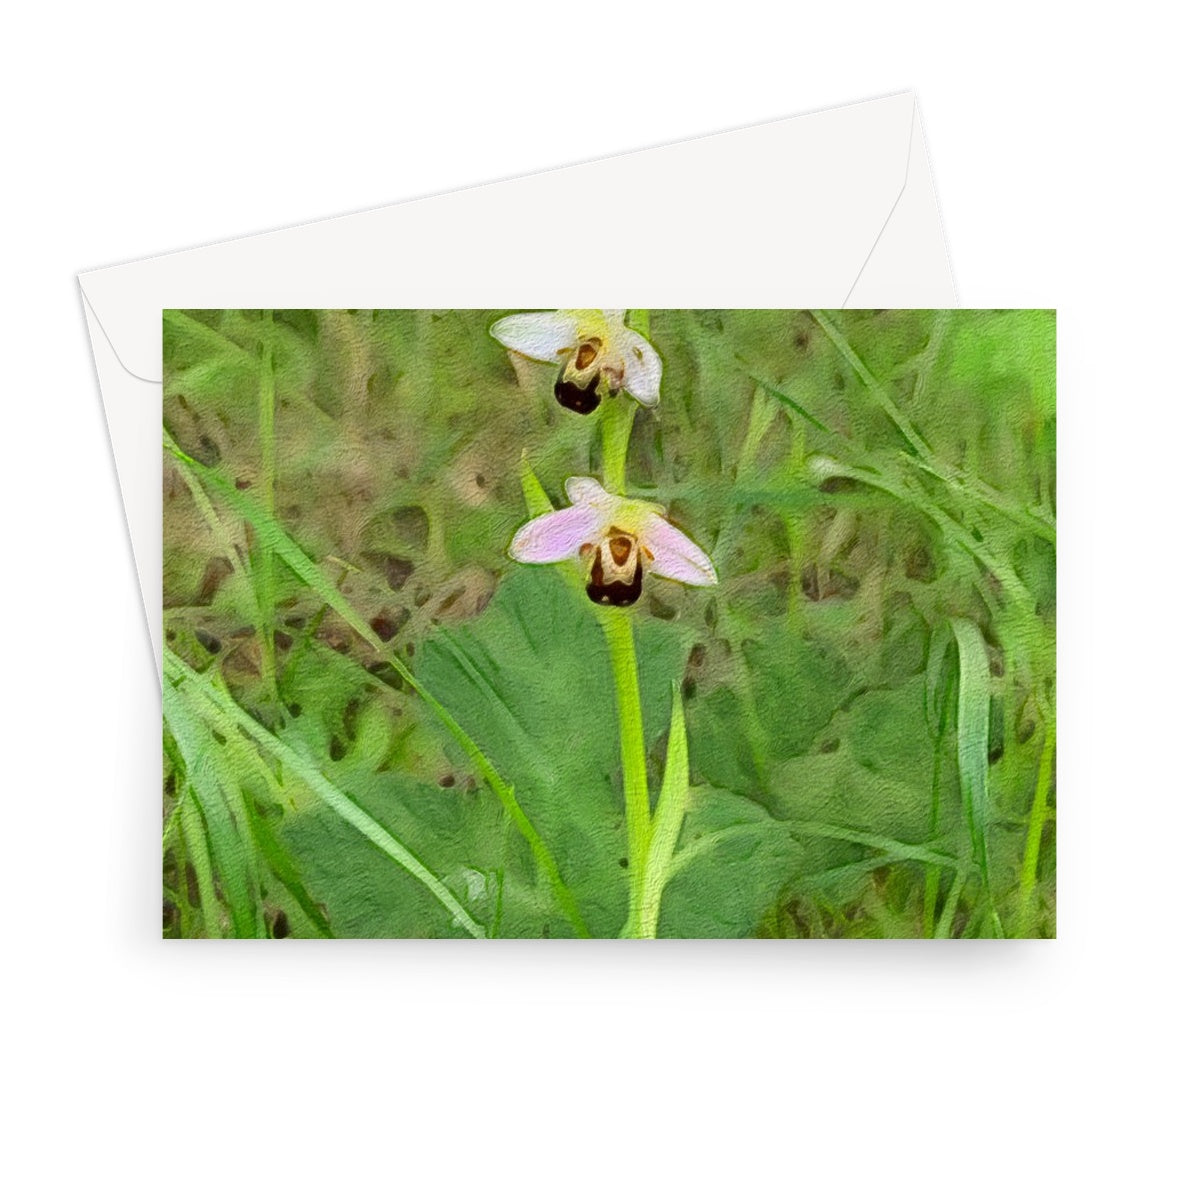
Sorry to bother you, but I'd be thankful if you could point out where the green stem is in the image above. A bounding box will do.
[1017,711,1056,937]
[593,328,661,938]
[600,399,636,495]
[604,611,654,937]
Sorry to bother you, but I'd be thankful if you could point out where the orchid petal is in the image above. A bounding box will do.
[508,504,605,564]
[642,514,717,586]
[564,476,614,508]
[617,330,663,408]
[490,311,580,363]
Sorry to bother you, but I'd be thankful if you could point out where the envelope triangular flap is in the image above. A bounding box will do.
[80,92,916,385]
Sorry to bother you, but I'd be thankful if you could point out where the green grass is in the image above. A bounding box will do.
[162,308,1055,939]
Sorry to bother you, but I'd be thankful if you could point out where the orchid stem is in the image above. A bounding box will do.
[604,611,654,937]
[596,317,659,936]
[600,400,636,496]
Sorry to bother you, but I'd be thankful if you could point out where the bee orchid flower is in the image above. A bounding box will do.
[509,477,716,606]
[490,310,663,415]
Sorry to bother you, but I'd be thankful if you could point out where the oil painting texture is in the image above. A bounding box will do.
[162,309,1055,939]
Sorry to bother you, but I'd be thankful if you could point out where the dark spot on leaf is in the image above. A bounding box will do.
[330,737,347,761]
[234,478,252,491]
[618,857,629,869]
[273,630,293,652]
[271,910,290,938]
[439,774,455,788]
[195,629,221,654]
[287,702,302,717]
[820,738,840,754]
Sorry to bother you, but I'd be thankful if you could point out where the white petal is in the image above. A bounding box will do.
[490,311,580,363]
[642,514,717,586]
[508,505,605,564]
[601,309,628,327]
[616,330,663,408]
[564,476,614,508]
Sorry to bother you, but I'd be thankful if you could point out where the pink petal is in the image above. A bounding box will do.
[508,505,605,564]
[564,476,612,508]
[490,312,579,363]
[642,514,717,586]
[617,330,663,407]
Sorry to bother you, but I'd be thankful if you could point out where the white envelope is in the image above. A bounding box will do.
[80,90,955,672]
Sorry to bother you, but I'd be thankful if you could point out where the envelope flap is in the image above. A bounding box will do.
[79,93,916,383]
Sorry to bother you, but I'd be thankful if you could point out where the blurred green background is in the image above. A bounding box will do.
[163,308,1055,938]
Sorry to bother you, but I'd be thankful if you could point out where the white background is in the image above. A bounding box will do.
[3,2,1195,1196]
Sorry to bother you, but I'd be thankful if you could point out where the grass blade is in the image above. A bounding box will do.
[948,617,1003,936]
[178,791,222,937]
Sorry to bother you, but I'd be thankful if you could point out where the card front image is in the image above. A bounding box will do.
[162,309,1055,939]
